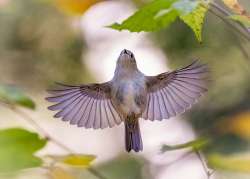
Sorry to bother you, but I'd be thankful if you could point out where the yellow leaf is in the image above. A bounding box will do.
[54,0,102,16]
[208,153,250,172]
[49,154,96,167]
[49,167,76,179]
[180,4,208,42]
[63,154,95,167]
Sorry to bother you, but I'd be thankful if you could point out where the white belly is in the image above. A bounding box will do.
[120,83,141,115]
[112,80,146,118]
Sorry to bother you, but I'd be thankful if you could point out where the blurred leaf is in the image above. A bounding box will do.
[0,85,35,109]
[208,153,250,172]
[0,128,47,173]
[230,15,250,27]
[97,155,147,179]
[49,154,96,167]
[63,155,95,167]
[49,167,76,179]
[180,4,208,42]
[0,0,92,86]
[222,0,249,16]
[161,137,210,152]
[219,112,250,139]
[222,0,250,28]
[108,0,208,42]
[76,155,149,179]
[205,134,247,154]
[54,0,102,16]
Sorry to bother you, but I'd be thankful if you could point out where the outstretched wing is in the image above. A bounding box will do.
[46,82,123,129]
[143,61,209,121]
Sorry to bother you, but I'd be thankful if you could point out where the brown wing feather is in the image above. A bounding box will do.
[46,82,123,129]
[143,60,209,121]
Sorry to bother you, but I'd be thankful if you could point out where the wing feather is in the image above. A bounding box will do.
[103,100,116,127]
[46,82,123,129]
[162,89,176,116]
[78,98,94,127]
[153,93,162,120]
[85,99,96,128]
[147,94,154,120]
[143,61,209,121]
[48,93,82,111]
[76,97,92,126]
[107,101,123,125]
[70,97,89,125]
[157,92,166,120]
[99,100,107,128]
[159,90,169,119]
[61,95,86,121]
[93,101,101,129]
[166,87,184,114]
[167,85,190,108]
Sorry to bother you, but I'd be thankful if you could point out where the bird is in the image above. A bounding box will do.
[46,49,209,152]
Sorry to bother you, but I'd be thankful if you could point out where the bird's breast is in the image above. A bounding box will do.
[112,80,147,118]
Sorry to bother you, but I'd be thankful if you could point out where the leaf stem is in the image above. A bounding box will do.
[195,150,214,179]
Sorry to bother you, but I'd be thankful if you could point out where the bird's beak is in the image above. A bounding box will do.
[118,49,135,65]
[122,49,129,54]
[120,49,132,58]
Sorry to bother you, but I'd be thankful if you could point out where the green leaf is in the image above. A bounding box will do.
[108,0,209,42]
[96,155,147,179]
[0,85,35,109]
[48,154,96,167]
[180,3,208,42]
[161,137,210,152]
[108,0,179,32]
[230,15,250,28]
[208,153,250,172]
[0,128,47,173]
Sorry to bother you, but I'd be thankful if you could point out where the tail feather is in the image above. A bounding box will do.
[125,120,143,152]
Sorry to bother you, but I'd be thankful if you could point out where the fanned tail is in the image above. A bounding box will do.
[125,120,143,152]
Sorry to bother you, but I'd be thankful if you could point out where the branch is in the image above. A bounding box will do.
[195,150,214,179]
[164,150,194,168]
[208,2,250,41]
[162,147,214,179]
[0,102,109,179]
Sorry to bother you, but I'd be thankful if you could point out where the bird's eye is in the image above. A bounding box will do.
[130,54,134,58]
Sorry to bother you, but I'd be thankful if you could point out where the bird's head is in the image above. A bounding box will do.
[117,49,137,69]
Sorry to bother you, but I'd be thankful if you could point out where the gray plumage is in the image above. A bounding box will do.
[46,49,209,152]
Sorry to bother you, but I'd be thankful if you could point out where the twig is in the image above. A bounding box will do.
[195,150,214,179]
[162,148,214,179]
[0,101,109,179]
[164,150,194,168]
[208,2,250,41]
[87,167,109,179]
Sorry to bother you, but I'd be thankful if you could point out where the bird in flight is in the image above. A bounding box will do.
[46,49,209,152]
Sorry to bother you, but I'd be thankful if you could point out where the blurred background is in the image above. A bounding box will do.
[0,0,250,179]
